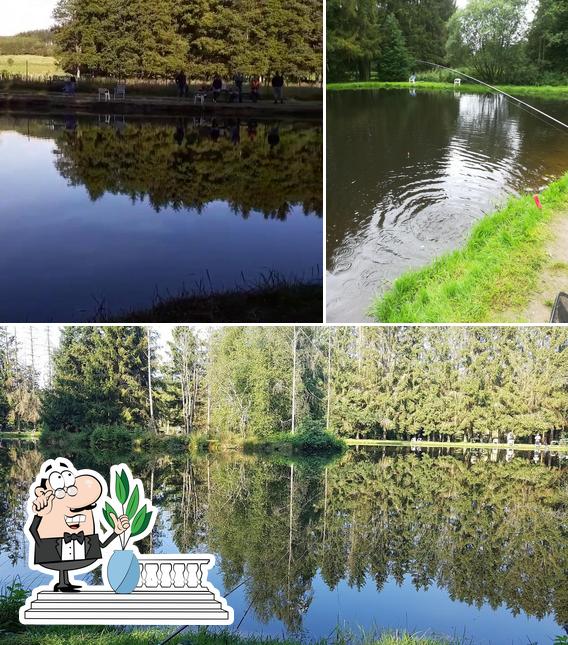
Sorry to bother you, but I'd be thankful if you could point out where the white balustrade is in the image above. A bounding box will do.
[136,555,211,591]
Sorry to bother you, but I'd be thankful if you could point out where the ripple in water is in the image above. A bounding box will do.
[326,89,568,322]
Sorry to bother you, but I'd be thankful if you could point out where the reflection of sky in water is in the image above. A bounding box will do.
[1,506,562,645]
[1,446,566,644]
[0,128,321,322]
[326,90,568,322]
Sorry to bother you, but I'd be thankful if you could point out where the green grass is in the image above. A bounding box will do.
[0,55,61,78]
[371,171,568,322]
[243,429,347,455]
[327,80,568,99]
[346,439,568,452]
[0,629,465,645]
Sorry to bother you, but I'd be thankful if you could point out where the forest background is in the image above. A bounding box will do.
[1,326,566,445]
[327,0,568,85]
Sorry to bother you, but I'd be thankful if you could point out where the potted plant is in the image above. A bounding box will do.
[102,464,155,594]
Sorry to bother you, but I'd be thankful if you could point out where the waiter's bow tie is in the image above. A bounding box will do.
[64,531,85,544]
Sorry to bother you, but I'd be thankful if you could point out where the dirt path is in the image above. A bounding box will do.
[519,212,568,322]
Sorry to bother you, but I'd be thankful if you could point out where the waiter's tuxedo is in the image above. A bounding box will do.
[29,515,118,570]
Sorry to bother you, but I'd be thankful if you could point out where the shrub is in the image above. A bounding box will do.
[0,581,28,633]
[88,425,141,449]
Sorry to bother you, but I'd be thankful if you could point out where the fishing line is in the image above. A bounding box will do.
[416,60,568,132]
[508,97,568,137]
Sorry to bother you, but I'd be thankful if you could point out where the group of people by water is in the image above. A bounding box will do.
[173,117,281,149]
[409,431,551,447]
[174,71,286,104]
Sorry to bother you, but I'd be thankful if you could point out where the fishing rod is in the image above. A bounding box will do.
[416,60,568,131]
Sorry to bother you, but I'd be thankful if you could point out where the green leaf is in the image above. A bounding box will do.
[115,469,129,505]
[103,501,117,529]
[120,469,130,500]
[125,484,140,520]
[131,509,153,538]
[130,504,152,536]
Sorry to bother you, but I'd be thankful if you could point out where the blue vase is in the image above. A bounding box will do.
[107,549,140,593]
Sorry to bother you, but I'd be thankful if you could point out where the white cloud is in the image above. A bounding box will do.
[0,0,57,36]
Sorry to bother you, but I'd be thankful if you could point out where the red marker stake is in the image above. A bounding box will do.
[533,195,542,209]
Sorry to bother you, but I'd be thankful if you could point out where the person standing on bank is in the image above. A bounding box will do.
[234,72,244,103]
[271,72,284,104]
[175,70,188,97]
[28,460,129,592]
[212,74,223,102]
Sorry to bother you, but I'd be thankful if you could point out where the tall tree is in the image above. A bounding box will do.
[376,13,411,81]
[446,0,529,82]
[42,326,150,433]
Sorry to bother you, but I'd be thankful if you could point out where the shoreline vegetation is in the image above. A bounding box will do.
[103,281,323,324]
[0,630,463,645]
[371,171,568,322]
[326,80,568,99]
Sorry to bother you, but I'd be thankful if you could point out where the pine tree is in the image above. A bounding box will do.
[376,14,411,81]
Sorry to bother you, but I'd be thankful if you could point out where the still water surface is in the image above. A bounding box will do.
[0,115,322,321]
[327,89,568,321]
[1,439,567,643]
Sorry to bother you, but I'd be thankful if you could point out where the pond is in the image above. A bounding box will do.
[0,114,322,322]
[2,439,567,643]
[326,89,568,322]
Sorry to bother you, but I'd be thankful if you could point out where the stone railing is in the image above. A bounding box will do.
[21,553,234,625]
[136,554,213,591]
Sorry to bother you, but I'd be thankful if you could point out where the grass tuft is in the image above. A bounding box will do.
[371,172,568,322]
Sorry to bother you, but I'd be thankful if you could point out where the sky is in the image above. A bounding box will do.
[0,0,57,36]
[0,0,476,37]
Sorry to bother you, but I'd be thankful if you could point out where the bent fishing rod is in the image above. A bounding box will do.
[416,60,568,131]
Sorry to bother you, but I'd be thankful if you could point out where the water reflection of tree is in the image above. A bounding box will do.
[2,443,567,632]
[167,450,568,631]
[52,119,322,219]
[0,442,44,566]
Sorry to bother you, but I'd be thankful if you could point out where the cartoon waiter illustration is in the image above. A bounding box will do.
[28,459,130,592]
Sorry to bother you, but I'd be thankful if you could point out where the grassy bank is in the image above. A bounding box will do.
[0,76,322,101]
[243,428,347,455]
[0,631,462,645]
[327,80,568,99]
[371,172,568,322]
[346,439,568,452]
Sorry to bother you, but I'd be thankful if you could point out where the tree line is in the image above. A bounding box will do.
[0,30,55,57]
[328,0,568,84]
[1,326,566,444]
[52,0,322,81]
